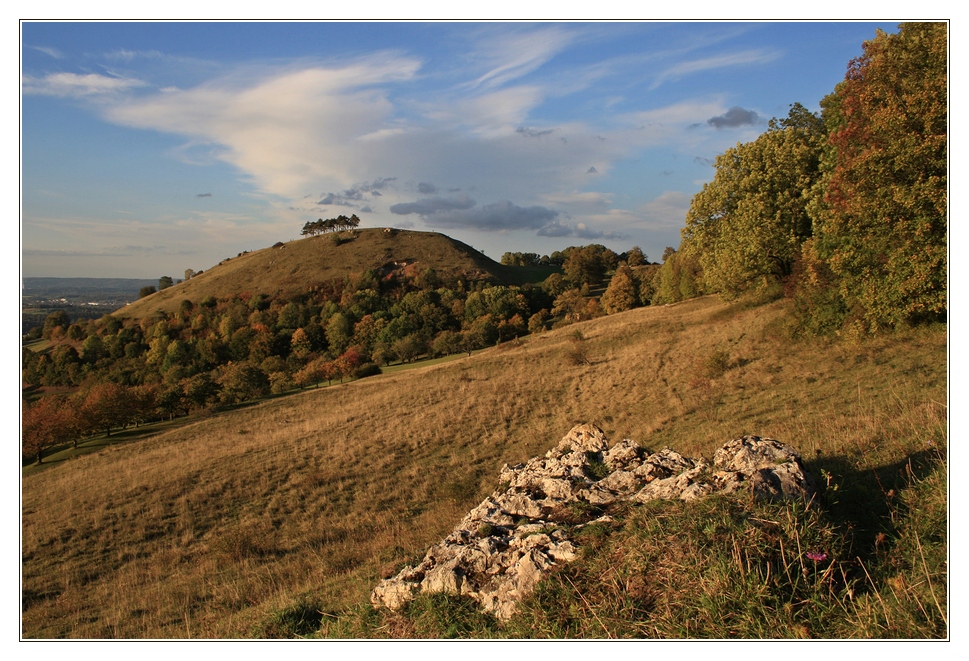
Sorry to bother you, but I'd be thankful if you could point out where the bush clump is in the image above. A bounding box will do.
[353,362,382,379]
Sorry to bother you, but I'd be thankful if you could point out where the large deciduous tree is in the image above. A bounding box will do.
[80,382,132,437]
[681,103,826,297]
[217,362,269,404]
[600,265,640,314]
[22,397,78,463]
[809,22,947,329]
[42,310,71,339]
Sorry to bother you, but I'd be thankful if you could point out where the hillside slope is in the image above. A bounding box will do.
[113,228,534,320]
[21,297,947,638]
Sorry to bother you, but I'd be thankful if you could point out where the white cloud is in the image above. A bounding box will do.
[105,57,422,197]
[22,72,146,97]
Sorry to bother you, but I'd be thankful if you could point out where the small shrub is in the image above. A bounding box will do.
[331,232,356,246]
[352,362,382,379]
[583,452,610,480]
[565,345,590,366]
[259,598,325,638]
[477,523,496,538]
[698,348,731,379]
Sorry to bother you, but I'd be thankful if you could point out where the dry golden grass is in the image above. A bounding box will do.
[21,296,947,638]
[113,228,541,321]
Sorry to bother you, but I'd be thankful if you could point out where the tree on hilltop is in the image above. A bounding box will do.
[301,214,361,236]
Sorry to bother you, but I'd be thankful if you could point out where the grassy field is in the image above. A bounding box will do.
[21,296,947,638]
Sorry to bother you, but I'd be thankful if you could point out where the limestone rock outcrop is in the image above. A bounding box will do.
[371,424,817,621]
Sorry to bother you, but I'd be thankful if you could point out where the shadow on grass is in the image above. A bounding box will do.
[805,446,945,564]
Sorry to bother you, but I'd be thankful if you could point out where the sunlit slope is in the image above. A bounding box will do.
[22,297,947,637]
[113,228,525,320]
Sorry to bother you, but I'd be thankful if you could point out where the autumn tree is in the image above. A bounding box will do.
[42,310,70,339]
[551,288,586,324]
[601,265,640,314]
[289,327,313,359]
[625,246,647,266]
[183,372,220,410]
[325,312,354,356]
[22,397,77,464]
[335,347,364,380]
[652,250,703,305]
[217,362,269,404]
[392,335,424,364]
[809,22,947,329]
[681,103,826,297]
[80,382,132,437]
[541,273,569,299]
[528,309,549,334]
[562,245,610,286]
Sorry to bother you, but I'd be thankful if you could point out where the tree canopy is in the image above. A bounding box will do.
[301,214,361,236]
[680,103,826,297]
[673,22,946,333]
[810,22,947,329]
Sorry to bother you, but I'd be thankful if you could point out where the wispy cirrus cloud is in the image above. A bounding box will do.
[29,45,63,59]
[649,49,780,89]
[22,71,146,97]
[465,26,574,90]
[637,191,693,229]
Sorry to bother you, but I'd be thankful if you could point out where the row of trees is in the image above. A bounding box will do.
[675,22,945,333]
[500,245,649,277]
[301,214,361,236]
[22,360,296,464]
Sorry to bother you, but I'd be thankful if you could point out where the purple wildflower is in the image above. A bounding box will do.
[806,551,828,562]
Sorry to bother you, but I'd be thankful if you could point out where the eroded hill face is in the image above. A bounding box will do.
[113,229,513,320]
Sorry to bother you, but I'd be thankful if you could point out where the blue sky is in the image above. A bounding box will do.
[20,20,901,278]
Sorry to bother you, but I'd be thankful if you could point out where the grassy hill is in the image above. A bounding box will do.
[21,296,947,638]
[113,228,554,320]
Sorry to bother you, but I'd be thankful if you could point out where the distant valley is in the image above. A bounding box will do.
[21,277,157,335]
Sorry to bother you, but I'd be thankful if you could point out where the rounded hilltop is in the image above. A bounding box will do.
[113,228,529,320]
